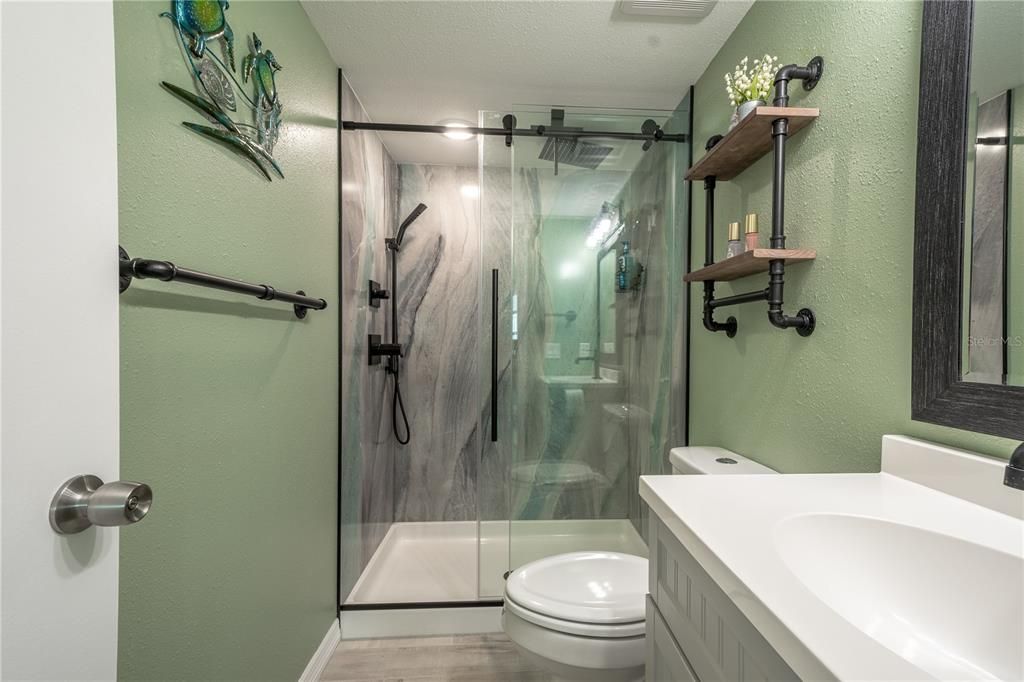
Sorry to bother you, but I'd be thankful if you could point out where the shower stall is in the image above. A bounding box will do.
[339,85,690,610]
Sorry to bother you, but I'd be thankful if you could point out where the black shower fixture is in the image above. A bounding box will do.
[538,136,613,173]
[536,109,613,174]
[389,202,428,251]
[373,202,429,445]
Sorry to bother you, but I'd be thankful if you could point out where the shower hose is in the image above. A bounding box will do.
[391,368,411,445]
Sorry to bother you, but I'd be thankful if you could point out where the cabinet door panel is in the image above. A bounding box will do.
[647,596,699,682]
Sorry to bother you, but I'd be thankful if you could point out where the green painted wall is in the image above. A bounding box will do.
[689,0,1019,471]
[114,2,338,679]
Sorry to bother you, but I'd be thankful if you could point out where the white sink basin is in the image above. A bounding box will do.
[775,513,1023,681]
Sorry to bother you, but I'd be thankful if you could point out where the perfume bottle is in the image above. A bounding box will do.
[726,222,743,259]
[744,213,759,251]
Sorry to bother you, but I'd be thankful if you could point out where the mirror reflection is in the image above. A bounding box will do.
[962,1,1024,385]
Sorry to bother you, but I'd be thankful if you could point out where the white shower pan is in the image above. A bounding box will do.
[346,519,646,604]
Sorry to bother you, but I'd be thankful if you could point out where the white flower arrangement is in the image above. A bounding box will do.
[724,55,780,107]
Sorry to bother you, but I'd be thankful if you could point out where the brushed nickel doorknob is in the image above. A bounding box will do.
[49,474,153,534]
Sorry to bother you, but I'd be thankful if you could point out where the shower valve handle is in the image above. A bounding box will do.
[377,343,402,356]
[368,334,403,365]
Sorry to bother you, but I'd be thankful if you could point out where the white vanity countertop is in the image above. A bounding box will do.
[640,436,1024,681]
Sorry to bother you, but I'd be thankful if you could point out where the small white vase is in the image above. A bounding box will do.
[730,99,765,130]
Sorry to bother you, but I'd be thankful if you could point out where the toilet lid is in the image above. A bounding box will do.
[505,551,648,624]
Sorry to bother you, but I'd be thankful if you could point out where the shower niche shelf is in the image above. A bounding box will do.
[684,248,816,283]
[685,107,819,181]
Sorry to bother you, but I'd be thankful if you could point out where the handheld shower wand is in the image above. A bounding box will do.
[384,203,427,444]
[390,203,428,250]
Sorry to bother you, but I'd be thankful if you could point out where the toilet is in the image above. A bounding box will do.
[502,446,776,681]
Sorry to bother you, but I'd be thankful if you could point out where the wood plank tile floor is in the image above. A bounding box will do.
[320,633,555,682]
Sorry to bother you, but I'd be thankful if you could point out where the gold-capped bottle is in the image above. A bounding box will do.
[726,221,743,259]
[744,213,759,251]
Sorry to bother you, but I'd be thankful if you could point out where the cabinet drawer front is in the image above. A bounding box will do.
[647,596,699,682]
[649,517,799,682]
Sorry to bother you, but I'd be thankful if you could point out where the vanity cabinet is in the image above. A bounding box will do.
[645,517,799,681]
[647,596,699,681]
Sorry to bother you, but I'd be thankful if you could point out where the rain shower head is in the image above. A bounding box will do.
[538,137,614,170]
[394,203,427,248]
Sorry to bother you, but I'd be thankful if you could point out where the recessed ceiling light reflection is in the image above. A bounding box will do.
[461,184,480,199]
[442,121,474,141]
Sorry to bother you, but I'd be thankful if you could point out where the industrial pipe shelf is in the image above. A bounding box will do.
[684,249,816,283]
[685,107,819,181]
[691,57,824,338]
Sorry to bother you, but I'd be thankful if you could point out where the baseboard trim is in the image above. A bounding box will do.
[298,617,341,681]
[340,605,502,640]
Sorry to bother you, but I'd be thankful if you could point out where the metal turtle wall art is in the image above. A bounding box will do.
[243,34,283,154]
[162,0,236,70]
[160,1,285,181]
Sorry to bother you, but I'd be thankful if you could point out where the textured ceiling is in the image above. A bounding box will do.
[301,0,753,165]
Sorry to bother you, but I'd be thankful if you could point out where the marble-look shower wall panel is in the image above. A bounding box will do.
[507,164,639,522]
[479,163,516,523]
[339,75,398,602]
[393,164,484,522]
[513,168,556,486]
[615,100,689,537]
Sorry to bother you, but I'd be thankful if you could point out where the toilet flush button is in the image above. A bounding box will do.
[715,457,737,464]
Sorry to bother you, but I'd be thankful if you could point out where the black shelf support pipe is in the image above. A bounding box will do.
[709,288,769,309]
[118,246,327,319]
[764,57,823,336]
[700,155,737,337]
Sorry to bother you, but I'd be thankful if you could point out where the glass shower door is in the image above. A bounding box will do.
[477,110,515,599]
[481,105,689,581]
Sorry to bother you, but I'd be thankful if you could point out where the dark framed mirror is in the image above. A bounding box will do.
[913,0,1024,439]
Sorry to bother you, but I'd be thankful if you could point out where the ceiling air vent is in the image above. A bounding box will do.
[618,0,717,18]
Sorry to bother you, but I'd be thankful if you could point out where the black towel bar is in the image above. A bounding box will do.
[118,246,327,319]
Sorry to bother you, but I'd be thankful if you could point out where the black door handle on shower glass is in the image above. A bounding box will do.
[491,268,498,443]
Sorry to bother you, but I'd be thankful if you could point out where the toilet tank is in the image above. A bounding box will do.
[669,446,776,475]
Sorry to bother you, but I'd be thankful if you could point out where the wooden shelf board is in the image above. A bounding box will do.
[685,107,819,181]
[684,248,816,283]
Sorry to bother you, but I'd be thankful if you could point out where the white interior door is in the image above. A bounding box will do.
[1,2,122,679]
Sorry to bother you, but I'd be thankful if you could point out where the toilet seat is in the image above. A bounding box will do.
[504,595,645,638]
[504,551,647,635]
[502,552,648,681]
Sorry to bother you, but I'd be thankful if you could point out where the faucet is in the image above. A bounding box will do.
[1004,443,1024,490]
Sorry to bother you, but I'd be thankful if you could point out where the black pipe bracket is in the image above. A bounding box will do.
[803,57,825,91]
